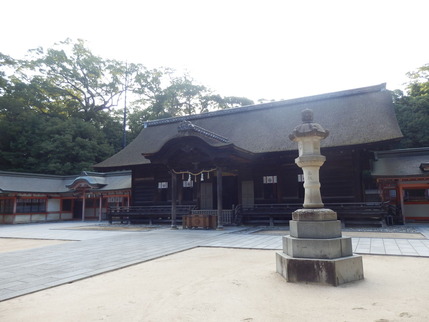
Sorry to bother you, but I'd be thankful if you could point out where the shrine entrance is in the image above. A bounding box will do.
[143,121,254,228]
[218,175,238,210]
[73,200,83,219]
[198,175,238,210]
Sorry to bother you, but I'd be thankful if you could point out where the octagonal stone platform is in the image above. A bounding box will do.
[276,252,364,286]
[276,208,364,286]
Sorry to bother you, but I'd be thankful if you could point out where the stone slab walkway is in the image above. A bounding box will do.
[1,222,429,302]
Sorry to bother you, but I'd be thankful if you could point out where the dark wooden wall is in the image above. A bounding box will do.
[130,147,372,206]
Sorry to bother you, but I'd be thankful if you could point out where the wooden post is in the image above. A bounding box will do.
[82,189,86,222]
[398,183,405,225]
[13,196,17,214]
[98,195,103,222]
[171,172,178,229]
[217,168,223,229]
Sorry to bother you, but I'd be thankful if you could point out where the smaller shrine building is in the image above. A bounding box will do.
[0,171,131,224]
[372,147,429,223]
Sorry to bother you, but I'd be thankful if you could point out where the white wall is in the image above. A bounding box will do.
[47,199,61,212]
[404,204,429,219]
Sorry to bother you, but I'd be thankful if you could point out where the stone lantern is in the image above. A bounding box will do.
[276,109,364,286]
[289,109,328,208]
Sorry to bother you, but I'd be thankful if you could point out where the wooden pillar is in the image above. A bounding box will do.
[171,172,178,229]
[13,196,17,214]
[98,195,103,222]
[398,182,406,224]
[217,167,223,229]
[82,189,86,222]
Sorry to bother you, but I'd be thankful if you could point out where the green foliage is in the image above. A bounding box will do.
[393,64,429,148]
[221,96,255,109]
[405,64,429,96]
[128,74,254,138]
[0,92,119,174]
[0,39,253,174]
[21,39,127,120]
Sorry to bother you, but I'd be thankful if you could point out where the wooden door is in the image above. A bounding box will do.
[241,180,254,207]
[200,182,213,209]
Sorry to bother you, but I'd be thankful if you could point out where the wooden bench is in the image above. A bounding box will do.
[237,202,391,227]
[107,205,195,225]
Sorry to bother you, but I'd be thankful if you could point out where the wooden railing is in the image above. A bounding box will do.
[107,205,195,224]
[107,202,392,227]
[236,202,391,226]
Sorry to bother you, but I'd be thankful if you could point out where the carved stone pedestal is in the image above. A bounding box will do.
[276,209,364,286]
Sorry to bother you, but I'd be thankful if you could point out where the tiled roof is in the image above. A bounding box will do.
[0,171,131,194]
[371,148,429,177]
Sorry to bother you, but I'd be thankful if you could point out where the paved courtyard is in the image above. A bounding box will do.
[1,221,429,302]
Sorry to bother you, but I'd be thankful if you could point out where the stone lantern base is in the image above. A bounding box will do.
[276,253,363,286]
[275,208,364,286]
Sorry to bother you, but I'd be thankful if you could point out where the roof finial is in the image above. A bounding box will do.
[302,109,313,123]
[289,109,329,141]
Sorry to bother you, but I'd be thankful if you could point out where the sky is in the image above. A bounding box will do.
[2,0,429,102]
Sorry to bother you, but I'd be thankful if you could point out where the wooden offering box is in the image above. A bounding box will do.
[183,214,217,229]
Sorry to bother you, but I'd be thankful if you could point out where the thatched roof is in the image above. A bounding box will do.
[371,148,429,178]
[95,83,403,170]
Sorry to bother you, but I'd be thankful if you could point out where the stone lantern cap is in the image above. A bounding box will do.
[289,109,329,141]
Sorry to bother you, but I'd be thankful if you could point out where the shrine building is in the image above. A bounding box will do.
[1,84,410,226]
[372,147,429,223]
[94,83,404,227]
[0,171,131,224]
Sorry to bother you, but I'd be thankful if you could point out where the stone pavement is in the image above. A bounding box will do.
[1,221,429,302]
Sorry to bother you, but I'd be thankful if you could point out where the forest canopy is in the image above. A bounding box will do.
[0,39,253,174]
[392,63,429,148]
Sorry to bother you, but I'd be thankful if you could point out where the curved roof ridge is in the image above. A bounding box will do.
[144,83,387,128]
[178,120,230,143]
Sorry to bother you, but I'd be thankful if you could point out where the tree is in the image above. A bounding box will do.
[0,42,125,174]
[0,39,254,174]
[133,74,216,119]
[0,82,118,174]
[393,64,429,148]
[220,96,254,109]
[405,64,429,96]
[128,74,254,138]
[16,39,128,122]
